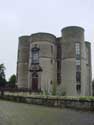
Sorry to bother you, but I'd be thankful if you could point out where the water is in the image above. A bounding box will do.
[0,100,94,125]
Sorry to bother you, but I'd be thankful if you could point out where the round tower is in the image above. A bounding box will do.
[61,26,87,96]
[16,36,30,88]
[85,41,92,95]
[28,33,57,93]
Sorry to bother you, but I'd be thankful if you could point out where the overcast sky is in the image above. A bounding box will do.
[0,0,94,80]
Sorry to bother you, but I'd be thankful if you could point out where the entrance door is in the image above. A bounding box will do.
[32,73,38,92]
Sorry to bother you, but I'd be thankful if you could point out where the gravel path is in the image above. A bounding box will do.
[0,100,94,125]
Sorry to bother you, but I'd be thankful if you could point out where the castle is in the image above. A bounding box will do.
[16,26,92,96]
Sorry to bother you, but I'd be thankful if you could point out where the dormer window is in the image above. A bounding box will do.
[31,46,40,64]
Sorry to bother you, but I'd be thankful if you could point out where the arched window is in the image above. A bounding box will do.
[31,46,40,64]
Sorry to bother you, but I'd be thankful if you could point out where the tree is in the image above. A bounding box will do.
[0,64,6,87]
[8,74,16,88]
[0,64,5,78]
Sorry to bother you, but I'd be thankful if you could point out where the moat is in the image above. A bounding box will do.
[0,100,94,125]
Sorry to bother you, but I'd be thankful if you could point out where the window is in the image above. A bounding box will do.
[76,60,80,65]
[75,42,81,92]
[75,42,80,59]
[51,45,53,55]
[76,72,81,83]
[32,52,39,63]
[75,43,80,54]
[31,46,40,64]
[76,84,81,92]
[50,80,53,85]
[76,65,81,71]
[51,59,53,64]
[51,46,53,64]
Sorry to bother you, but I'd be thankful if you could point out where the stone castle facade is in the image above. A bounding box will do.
[16,26,92,96]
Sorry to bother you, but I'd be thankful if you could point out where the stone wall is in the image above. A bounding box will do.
[16,26,92,96]
[17,36,30,88]
[0,94,94,111]
[28,33,57,93]
[60,26,88,96]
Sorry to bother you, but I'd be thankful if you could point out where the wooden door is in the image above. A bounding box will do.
[32,73,38,92]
